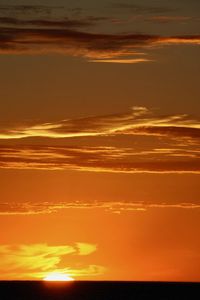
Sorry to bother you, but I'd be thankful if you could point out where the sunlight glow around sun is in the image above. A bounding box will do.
[43,273,75,282]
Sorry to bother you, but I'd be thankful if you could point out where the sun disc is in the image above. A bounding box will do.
[43,273,74,282]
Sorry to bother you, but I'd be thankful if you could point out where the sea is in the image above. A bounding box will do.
[0,281,199,300]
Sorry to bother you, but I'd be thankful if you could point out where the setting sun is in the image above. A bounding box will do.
[43,273,75,282]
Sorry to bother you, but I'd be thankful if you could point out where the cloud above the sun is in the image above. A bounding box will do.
[0,201,200,217]
[0,243,105,280]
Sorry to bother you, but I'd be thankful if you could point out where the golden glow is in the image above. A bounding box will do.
[0,107,199,141]
[43,273,75,282]
[89,58,152,64]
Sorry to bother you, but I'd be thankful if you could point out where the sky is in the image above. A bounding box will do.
[0,0,200,282]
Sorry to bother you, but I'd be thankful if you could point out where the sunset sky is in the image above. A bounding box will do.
[0,0,200,282]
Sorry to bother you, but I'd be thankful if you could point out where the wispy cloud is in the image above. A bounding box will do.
[0,3,199,62]
[0,107,199,140]
[0,144,199,173]
[0,201,200,216]
[0,107,199,174]
[0,25,199,61]
[145,15,195,23]
[0,5,63,16]
[89,58,152,64]
[0,16,107,29]
[0,243,104,280]
[110,3,176,14]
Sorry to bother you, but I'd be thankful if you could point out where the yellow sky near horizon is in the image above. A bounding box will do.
[0,206,200,281]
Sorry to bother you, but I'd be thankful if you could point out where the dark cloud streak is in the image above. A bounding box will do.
[110,2,177,14]
[0,144,199,174]
[0,24,199,60]
[0,5,63,16]
[0,16,107,29]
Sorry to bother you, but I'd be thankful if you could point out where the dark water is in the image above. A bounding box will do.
[0,281,199,300]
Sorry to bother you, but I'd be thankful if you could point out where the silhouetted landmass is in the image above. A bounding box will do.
[0,281,199,300]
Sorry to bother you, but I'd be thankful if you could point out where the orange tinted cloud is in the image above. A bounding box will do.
[146,15,193,23]
[0,107,199,140]
[0,201,200,216]
[0,25,199,61]
[0,243,104,280]
[0,144,199,173]
[0,107,199,173]
[89,58,152,64]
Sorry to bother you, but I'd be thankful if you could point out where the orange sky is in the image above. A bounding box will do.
[1,205,200,281]
[0,0,200,282]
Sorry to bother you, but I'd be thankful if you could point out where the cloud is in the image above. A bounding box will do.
[145,15,194,23]
[89,58,152,64]
[0,144,199,174]
[0,5,63,16]
[77,243,97,255]
[125,126,200,139]
[0,243,104,280]
[0,25,199,61]
[0,107,199,174]
[0,16,106,29]
[0,201,200,216]
[0,107,200,174]
[0,107,199,140]
[110,3,176,14]
[0,146,200,173]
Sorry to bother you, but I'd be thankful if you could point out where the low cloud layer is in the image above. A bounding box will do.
[0,243,104,280]
[0,201,200,216]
